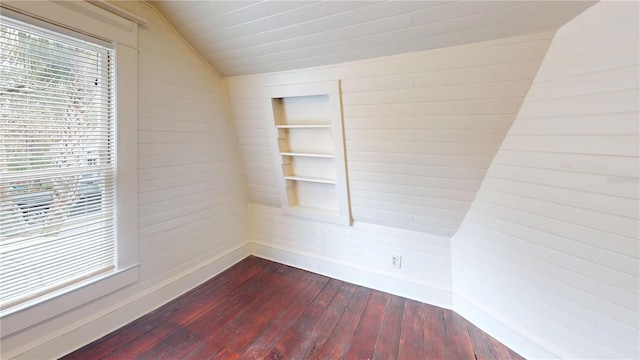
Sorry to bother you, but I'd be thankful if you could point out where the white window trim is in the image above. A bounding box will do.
[0,1,140,337]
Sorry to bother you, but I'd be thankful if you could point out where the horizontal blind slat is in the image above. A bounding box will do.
[1,15,116,308]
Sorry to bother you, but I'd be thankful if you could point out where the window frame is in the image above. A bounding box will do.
[0,1,139,337]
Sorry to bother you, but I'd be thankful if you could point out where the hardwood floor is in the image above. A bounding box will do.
[62,256,524,360]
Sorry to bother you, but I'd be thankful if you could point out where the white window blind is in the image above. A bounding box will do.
[0,16,115,309]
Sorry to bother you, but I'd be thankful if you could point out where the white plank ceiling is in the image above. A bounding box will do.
[150,1,596,77]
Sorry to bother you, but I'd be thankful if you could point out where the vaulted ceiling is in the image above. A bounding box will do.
[150,1,595,77]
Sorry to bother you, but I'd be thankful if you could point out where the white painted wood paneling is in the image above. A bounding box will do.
[151,1,594,76]
[451,2,640,359]
[130,3,250,284]
[251,204,452,308]
[223,32,556,309]
[225,32,554,237]
[1,3,251,359]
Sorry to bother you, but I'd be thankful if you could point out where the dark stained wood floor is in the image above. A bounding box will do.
[62,256,524,360]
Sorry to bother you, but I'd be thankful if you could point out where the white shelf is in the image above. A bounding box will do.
[284,175,336,184]
[266,80,351,226]
[276,124,331,129]
[280,152,334,158]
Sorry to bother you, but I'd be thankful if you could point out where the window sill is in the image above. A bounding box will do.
[0,264,139,338]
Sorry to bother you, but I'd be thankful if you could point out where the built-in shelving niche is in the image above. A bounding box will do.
[265,81,351,225]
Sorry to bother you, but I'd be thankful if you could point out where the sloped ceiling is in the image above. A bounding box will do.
[150,1,595,77]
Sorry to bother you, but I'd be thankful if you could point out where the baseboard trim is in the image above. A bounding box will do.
[251,241,452,309]
[8,243,251,360]
[8,240,563,359]
[453,292,561,360]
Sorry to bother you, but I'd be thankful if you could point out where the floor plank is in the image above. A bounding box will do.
[288,282,358,359]
[467,318,525,360]
[158,264,297,359]
[443,311,477,359]
[344,290,388,360]
[61,256,525,360]
[62,256,263,360]
[398,299,424,360]
[124,260,282,359]
[236,273,329,359]
[423,304,448,359]
[371,294,405,360]
[314,286,371,359]
[264,279,343,360]
[208,266,320,358]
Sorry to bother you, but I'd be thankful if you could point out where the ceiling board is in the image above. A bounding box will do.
[196,2,440,53]
[167,1,253,26]
[196,2,372,47]
[150,1,596,77]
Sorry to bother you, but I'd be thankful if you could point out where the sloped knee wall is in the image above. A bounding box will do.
[451,2,639,358]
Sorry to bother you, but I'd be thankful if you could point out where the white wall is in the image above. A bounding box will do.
[251,204,453,308]
[227,32,555,238]
[1,3,250,359]
[226,32,553,307]
[133,2,249,285]
[5,1,636,359]
[451,1,639,359]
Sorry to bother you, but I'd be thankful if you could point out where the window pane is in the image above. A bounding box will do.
[0,16,115,308]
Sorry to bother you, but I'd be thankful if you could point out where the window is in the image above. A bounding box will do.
[0,16,116,309]
[0,0,139,340]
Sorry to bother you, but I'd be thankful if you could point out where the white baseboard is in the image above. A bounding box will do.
[453,292,560,360]
[9,243,251,360]
[10,240,481,359]
[9,240,560,360]
[251,241,452,309]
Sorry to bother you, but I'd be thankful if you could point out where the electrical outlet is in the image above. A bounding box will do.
[391,255,402,269]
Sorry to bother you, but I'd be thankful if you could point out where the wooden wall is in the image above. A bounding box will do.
[2,3,251,358]
[226,31,553,237]
[5,1,637,359]
[451,1,639,359]
[225,32,553,306]
[135,4,248,285]
[151,1,594,77]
